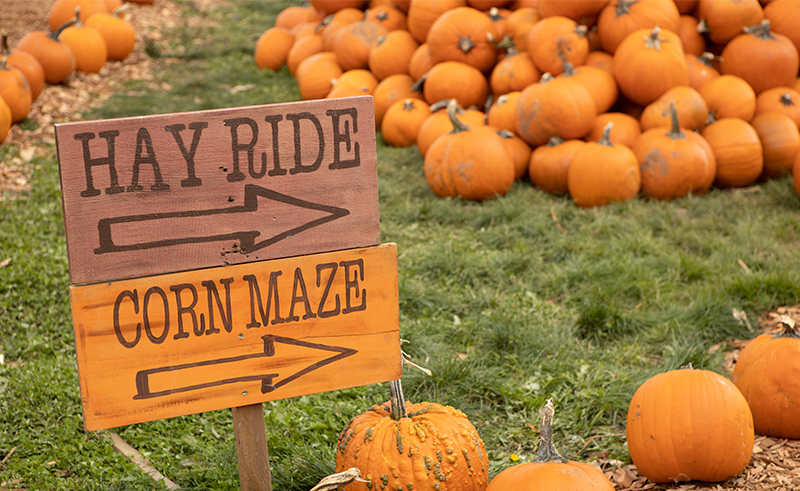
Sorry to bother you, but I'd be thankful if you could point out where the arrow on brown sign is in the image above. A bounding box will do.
[133,335,358,400]
[93,184,350,255]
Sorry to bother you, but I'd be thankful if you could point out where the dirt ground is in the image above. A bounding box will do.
[0,1,798,490]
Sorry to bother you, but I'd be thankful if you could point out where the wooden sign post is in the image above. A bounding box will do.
[55,96,401,489]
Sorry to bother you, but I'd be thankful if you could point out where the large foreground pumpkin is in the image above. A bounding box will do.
[732,316,800,440]
[626,365,754,483]
[335,380,490,491]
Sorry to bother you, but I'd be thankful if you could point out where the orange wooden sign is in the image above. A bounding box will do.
[70,243,400,431]
[55,96,378,285]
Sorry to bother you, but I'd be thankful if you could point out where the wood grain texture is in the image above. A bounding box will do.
[70,243,400,431]
[233,404,272,491]
[55,96,379,285]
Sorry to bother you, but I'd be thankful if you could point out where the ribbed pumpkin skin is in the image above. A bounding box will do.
[732,326,800,440]
[16,30,75,84]
[417,106,486,157]
[528,138,585,195]
[85,11,136,61]
[487,461,614,491]
[750,112,800,180]
[626,368,754,483]
[335,401,490,491]
[515,75,596,147]
[0,63,32,123]
[702,117,763,188]
[567,136,641,208]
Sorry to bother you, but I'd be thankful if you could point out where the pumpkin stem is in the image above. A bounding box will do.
[539,72,555,83]
[705,110,718,127]
[773,315,800,339]
[562,61,575,78]
[497,129,514,139]
[616,0,634,15]
[598,122,614,147]
[111,3,130,17]
[680,362,694,370]
[309,468,366,491]
[697,52,716,68]
[487,7,503,22]
[743,19,774,40]
[697,19,710,35]
[72,6,85,28]
[431,98,466,115]
[410,72,427,94]
[446,98,470,134]
[389,379,407,421]
[0,32,9,56]
[546,136,565,147]
[574,24,588,39]
[533,399,569,464]
[51,18,76,41]
[643,26,666,51]
[779,92,795,107]
[666,101,687,141]
[458,34,476,54]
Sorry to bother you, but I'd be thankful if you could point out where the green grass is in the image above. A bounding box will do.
[3,1,800,489]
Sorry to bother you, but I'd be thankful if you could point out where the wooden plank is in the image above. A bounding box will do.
[232,404,272,491]
[55,96,379,285]
[106,432,180,490]
[69,243,400,431]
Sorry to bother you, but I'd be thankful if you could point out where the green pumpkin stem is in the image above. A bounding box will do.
[534,399,569,464]
[774,316,800,339]
[446,98,470,134]
[744,19,774,40]
[667,101,687,140]
[389,379,407,421]
[598,122,614,147]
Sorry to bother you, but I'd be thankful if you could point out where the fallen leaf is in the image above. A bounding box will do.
[0,258,10,268]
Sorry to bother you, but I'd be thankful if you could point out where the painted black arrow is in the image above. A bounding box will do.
[94,184,350,255]
[133,334,358,400]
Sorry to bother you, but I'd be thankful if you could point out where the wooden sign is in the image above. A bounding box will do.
[70,243,400,431]
[55,96,379,285]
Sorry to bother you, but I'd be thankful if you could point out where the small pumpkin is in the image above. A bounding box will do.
[48,0,106,32]
[422,60,489,110]
[701,116,764,188]
[496,129,531,180]
[286,33,324,75]
[489,48,539,96]
[567,122,641,207]
[486,400,614,491]
[368,30,419,81]
[526,16,589,76]
[254,26,295,71]
[275,5,325,30]
[85,5,136,61]
[310,0,366,15]
[584,50,613,75]
[515,72,596,147]
[60,8,108,74]
[426,6,499,73]
[406,0,468,43]
[381,98,433,147]
[334,21,388,71]
[363,4,408,32]
[561,62,618,114]
[754,87,800,127]
[528,136,586,194]
[504,7,539,52]
[677,14,706,57]
[633,102,717,200]
[696,0,765,45]
[0,55,32,123]
[627,364,754,483]
[596,0,681,54]
[750,112,800,180]
[536,0,608,23]
[321,8,364,52]
[424,99,515,201]
[699,75,756,121]
[335,380,490,491]
[612,26,688,106]
[0,97,11,144]
[1,34,44,102]
[764,0,800,56]
[732,316,800,440]
[585,112,641,147]
[486,91,520,134]
[408,42,434,81]
[720,19,799,95]
[295,52,343,100]
[372,73,423,128]
[685,52,720,92]
[640,85,708,132]
[417,99,486,157]
[16,20,76,84]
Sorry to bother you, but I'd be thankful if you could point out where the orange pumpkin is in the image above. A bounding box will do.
[732,316,800,440]
[334,21,388,71]
[584,50,613,75]
[48,0,106,32]
[633,102,717,200]
[407,43,434,81]
[424,99,515,201]
[59,9,108,74]
[486,91,520,134]
[422,60,489,110]
[486,400,614,491]
[720,19,799,95]
[372,73,423,128]
[427,6,499,73]
[596,0,681,54]
[331,69,379,94]
[515,73,596,147]
[504,7,539,52]
[562,62,618,114]
[417,99,486,156]
[640,85,708,132]
[1,34,44,102]
[254,26,295,71]
[567,122,642,208]
[295,52,343,100]
[685,52,720,92]
[309,0,366,15]
[750,112,800,180]
[528,137,586,194]
[496,129,531,180]
[0,98,11,144]
[697,0,765,45]
[0,56,32,123]
[536,0,608,22]
[754,87,800,127]
[407,0,468,43]
[368,30,419,80]
[363,4,408,32]
[526,16,589,75]
[85,5,136,61]
[677,14,706,56]
[701,117,764,188]
[275,5,325,30]
[613,26,688,106]
[585,112,641,147]
[16,21,76,84]
[794,143,800,197]
[699,75,756,121]
[381,98,432,147]
[489,48,539,96]
[321,8,364,52]
[286,33,324,75]
[764,0,800,56]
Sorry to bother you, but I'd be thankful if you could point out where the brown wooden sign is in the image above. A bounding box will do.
[70,243,400,431]
[55,96,378,285]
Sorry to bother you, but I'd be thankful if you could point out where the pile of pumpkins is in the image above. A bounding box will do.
[328,318,799,490]
[0,0,153,145]
[256,0,800,206]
